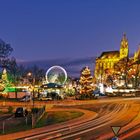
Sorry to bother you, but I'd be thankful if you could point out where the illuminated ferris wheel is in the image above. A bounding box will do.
[46,66,67,85]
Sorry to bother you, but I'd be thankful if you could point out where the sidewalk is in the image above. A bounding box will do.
[0,108,97,140]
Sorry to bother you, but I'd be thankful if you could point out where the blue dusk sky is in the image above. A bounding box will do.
[0,0,140,62]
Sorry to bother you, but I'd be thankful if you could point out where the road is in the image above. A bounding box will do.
[1,97,140,139]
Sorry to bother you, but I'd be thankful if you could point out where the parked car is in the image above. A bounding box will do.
[15,107,28,117]
[20,95,31,102]
[93,89,105,96]
[106,92,117,97]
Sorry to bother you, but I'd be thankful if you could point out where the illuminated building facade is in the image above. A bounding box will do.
[95,34,129,82]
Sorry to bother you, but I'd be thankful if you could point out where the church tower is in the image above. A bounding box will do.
[134,45,140,62]
[120,33,129,59]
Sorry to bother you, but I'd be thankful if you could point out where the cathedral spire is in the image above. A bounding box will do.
[120,33,129,59]
[122,33,127,40]
[121,33,128,43]
[134,44,140,61]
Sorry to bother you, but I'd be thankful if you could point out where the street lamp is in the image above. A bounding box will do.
[27,72,35,108]
[27,72,32,77]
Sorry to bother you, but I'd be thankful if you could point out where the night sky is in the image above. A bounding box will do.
[0,0,140,62]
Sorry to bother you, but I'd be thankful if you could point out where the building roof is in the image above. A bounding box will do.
[98,51,120,59]
[41,83,63,89]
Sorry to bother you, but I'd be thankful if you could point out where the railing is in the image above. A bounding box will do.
[0,106,46,134]
[32,106,46,128]
[0,113,31,134]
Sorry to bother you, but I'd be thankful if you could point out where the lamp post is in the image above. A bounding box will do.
[27,72,36,128]
[32,76,35,108]
[27,72,35,108]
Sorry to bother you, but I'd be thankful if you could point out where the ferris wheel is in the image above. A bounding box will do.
[46,66,67,85]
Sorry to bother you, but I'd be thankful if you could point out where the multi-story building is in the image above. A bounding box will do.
[94,34,129,82]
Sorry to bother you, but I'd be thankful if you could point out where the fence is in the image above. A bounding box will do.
[32,106,46,128]
[0,114,32,134]
[0,106,46,134]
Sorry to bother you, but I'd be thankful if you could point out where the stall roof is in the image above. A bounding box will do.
[41,83,63,89]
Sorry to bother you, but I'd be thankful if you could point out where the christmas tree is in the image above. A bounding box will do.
[79,66,93,98]
[1,68,10,97]
[2,68,8,83]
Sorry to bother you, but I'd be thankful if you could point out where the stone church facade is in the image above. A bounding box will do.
[94,34,129,81]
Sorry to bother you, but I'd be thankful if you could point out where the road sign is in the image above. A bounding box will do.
[111,126,121,136]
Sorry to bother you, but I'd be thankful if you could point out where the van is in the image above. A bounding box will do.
[15,107,28,117]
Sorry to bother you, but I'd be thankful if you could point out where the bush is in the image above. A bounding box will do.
[0,94,4,99]
[31,108,39,114]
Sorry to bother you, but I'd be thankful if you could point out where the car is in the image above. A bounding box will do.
[15,107,28,117]
[93,89,105,96]
[20,95,31,102]
[106,92,117,97]
[39,96,52,101]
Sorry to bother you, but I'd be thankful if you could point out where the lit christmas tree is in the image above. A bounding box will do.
[79,66,94,98]
[1,68,10,97]
[2,68,8,84]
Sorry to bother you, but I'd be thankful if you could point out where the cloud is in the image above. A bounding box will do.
[17,57,96,77]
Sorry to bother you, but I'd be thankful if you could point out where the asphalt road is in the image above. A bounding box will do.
[1,97,140,140]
